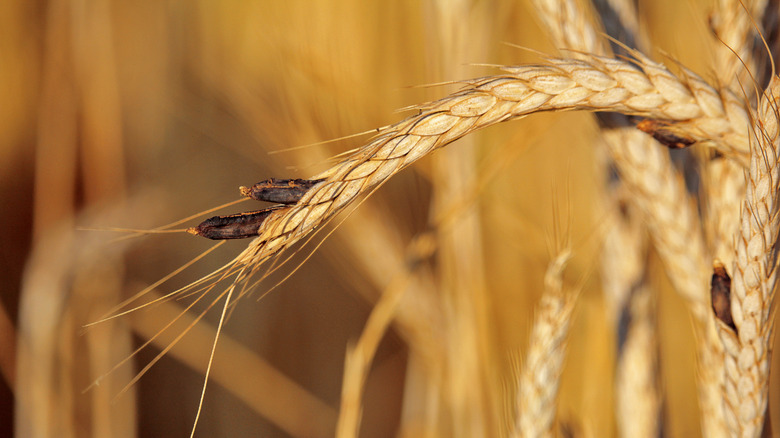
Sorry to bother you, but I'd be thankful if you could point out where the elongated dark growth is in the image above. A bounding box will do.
[188,179,324,241]
[187,206,287,240]
[240,178,325,204]
[710,261,735,331]
[636,119,696,149]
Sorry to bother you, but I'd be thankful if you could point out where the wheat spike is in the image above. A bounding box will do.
[704,3,770,436]
[228,55,749,281]
[532,0,605,56]
[512,250,575,438]
[711,0,769,92]
[716,76,780,438]
[606,125,712,311]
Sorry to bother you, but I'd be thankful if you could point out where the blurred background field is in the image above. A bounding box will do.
[2,0,779,436]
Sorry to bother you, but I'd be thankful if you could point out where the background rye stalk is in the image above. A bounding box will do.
[4,1,780,437]
[511,248,575,438]
[530,1,664,436]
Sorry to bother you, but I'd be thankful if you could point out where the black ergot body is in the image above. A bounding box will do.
[188,207,282,240]
[189,178,323,240]
[241,178,324,204]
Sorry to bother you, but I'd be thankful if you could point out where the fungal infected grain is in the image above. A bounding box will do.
[710,261,736,331]
[240,178,324,204]
[187,206,285,240]
[636,119,697,149]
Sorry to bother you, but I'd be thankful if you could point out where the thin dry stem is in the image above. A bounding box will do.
[427,3,497,435]
[336,234,436,438]
[600,198,646,321]
[0,299,15,390]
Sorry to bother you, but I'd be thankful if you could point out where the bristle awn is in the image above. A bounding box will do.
[86,273,228,395]
[115,277,240,402]
[88,260,248,395]
[104,197,252,244]
[77,226,189,234]
[189,268,244,438]
[85,241,228,327]
[336,234,436,438]
[171,268,245,303]
[266,127,388,155]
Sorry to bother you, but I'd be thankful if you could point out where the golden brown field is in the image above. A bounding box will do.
[3,0,780,437]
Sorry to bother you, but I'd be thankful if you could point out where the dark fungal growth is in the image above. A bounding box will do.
[241,178,324,205]
[636,119,697,149]
[187,206,284,240]
[188,177,322,240]
[711,261,736,332]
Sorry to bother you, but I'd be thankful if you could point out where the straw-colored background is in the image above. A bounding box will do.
[2,0,779,436]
